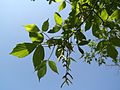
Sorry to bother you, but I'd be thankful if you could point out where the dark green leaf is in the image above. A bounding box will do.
[10,43,36,58]
[33,45,45,69]
[56,46,63,58]
[92,23,101,38]
[65,41,73,51]
[48,60,59,74]
[37,61,47,80]
[47,38,62,47]
[35,60,47,71]
[54,12,62,25]
[42,19,49,32]
[24,24,40,32]
[29,32,44,43]
[46,38,55,47]
[54,39,62,45]
[59,1,66,12]
[107,45,118,59]
[105,21,116,29]
[48,25,61,33]
[85,21,92,31]
[78,40,90,46]
[109,38,120,47]
[96,40,108,51]
[75,31,86,41]
[77,45,84,54]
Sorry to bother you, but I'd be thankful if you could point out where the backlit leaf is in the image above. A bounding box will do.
[101,9,108,20]
[24,24,40,32]
[54,12,62,25]
[59,1,66,12]
[109,10,120,20]
[10,43,36,58]
[29,32,44,43]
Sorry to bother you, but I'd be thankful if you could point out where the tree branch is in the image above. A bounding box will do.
[93,10,104,24]
[76,0,100,31]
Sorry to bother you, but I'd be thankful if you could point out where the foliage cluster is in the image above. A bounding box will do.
[10,0,120,87]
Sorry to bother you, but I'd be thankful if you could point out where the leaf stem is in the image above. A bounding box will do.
[43,32,50,39]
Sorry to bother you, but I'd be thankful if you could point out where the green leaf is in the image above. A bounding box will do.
[54,12,62,26]
[77,45,84,55]
[48,60,59,74]
[33,45,45,69]
[59,1,66,12]
[96,40,108,51]
[109,38,120,47]
[107,45,118,59]
[42,19,49,32]
[105,21,116,29]
[85,21,92,31]
[65,41,73,51]
[48,25,61,33]
[29,32,44,43]
[92,23,101,38]
[78,40,90,46]
[75,31,86,41]
[35,60,47,71]
[101,9,108,20]
[56,46,63,58]
[37,61,47,80]
[24,24,40,32]
[10,43,36,58]
[47,38,62,47]
[109,10,120,20]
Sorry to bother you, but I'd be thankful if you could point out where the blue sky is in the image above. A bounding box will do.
[0,0,120,90]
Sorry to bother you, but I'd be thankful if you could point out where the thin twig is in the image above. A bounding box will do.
[93,10,104,23]
[43,32,50,39]
[76,0,100,31]
[48,45,55,60]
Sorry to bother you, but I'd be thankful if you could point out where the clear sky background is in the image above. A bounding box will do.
[0,0,120,90]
